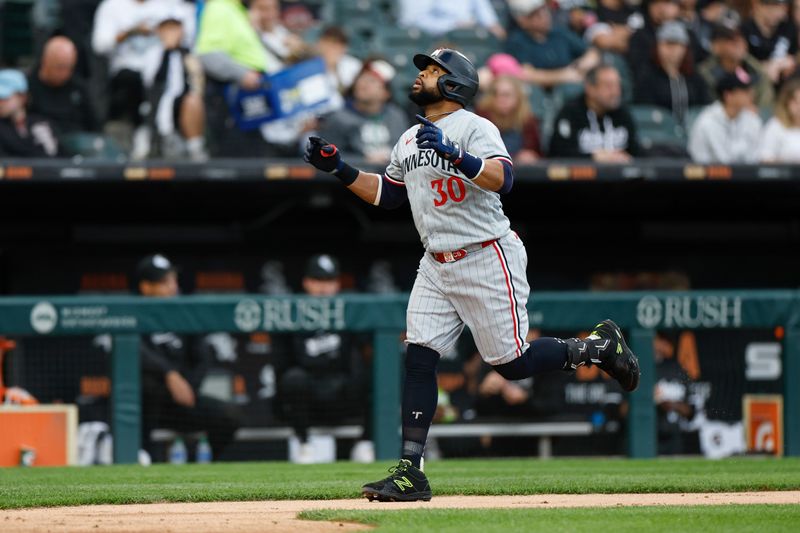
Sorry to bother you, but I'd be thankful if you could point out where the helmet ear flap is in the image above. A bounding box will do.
[437,74,467,107]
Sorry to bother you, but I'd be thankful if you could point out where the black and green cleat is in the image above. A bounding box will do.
[362,459,433,502]
[589,319,641,392]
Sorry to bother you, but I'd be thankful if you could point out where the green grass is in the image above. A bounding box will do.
[301,505,800,533]
[1,457,799,509]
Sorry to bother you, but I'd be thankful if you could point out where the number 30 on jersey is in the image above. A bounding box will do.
[431,176,466,207]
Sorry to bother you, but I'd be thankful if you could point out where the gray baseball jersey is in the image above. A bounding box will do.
[383,109,512,253]
[383,109,530,364]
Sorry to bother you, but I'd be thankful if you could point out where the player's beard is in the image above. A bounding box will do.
[409,84,444,106]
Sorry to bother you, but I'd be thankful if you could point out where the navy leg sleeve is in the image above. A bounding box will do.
[493,337,567,380]
[401,344,440,469]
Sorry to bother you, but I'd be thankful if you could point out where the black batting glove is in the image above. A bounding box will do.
[304,136,343,173]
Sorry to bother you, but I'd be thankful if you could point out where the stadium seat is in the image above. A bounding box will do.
[332,0,386,27]
[685,105,706,134]
[59,132,127,161]
[0,0,36,65]
[441,28,501,66]
[602,52,634,104]
[528,83,550,119]
[529,85,561,154]
[630,104,687,155]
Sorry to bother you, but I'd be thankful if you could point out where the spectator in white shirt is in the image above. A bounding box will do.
[688,67,762,163]
[759,78,800,162]
[397,0,507,40]
[92,0,194,153]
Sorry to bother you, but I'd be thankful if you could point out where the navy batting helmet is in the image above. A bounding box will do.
[413,48,479,107]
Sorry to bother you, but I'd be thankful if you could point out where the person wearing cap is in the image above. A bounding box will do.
[740,0,798,83]
[548,63,641,161]
[136,253,240,461]
[688,67,762,162]
[138,10,208,161]
[273,254,372,463]
[0,69,59,157]
[317,59,410,164]
[628,0,701,73]
[633,21,710,126]
[27,36,98,136]
[698,24,774,108]
[504,0,601,89]
[680,0,731,63]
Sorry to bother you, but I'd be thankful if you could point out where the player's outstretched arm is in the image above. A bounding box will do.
[304,136,407,208]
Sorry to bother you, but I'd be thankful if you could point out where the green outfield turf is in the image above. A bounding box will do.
[1,457,799,509]
[301,505,800,533]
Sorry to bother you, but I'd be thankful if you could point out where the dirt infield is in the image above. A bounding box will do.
[3,492,799,533]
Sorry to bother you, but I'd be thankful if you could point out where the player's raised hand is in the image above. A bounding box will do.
[415,114,461,161]
[304,136,342,173]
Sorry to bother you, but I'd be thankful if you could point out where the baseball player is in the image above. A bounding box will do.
[304,48,640,502]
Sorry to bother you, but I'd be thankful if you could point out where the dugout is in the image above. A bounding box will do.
[1,159,800,462]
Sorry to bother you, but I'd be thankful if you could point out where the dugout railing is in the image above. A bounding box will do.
[1,290,798,463]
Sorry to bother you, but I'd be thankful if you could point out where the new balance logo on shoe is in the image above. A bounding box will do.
[393,476,414,491]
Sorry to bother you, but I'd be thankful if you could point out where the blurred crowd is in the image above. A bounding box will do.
[1,0,800,163]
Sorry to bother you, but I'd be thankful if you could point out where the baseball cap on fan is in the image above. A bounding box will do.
[508,0,547,17]
[305,254,340,280]
[136,254,178,283]
[656,21,690,45]
[0,69,28,99]
[362,59,396,84]
[716,66,753,95]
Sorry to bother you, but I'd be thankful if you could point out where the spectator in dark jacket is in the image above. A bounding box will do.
[628,0,697,72]
[137,254,241,462]
[653,332,695,455]
[634,21,710,125]
[0,69,59,157]
[318,59,408,164]
[549,64,640,161]
[27,36,98,135]
[698,24,774,109]
[583,0,643,54]
[741,0,798,83]
[273,254,371,463]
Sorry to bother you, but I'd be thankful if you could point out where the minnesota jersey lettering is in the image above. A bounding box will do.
[385,109,512,253]
[402,149,460,174]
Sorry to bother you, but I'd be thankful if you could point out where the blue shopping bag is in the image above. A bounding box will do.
[227,57,333,131]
